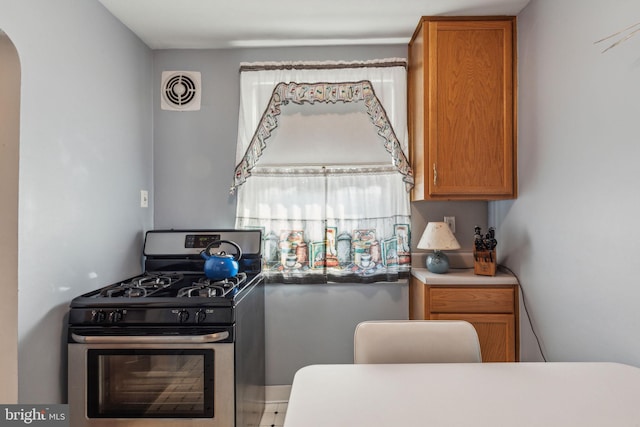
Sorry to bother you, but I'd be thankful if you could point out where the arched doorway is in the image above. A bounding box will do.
[0,29,20,403]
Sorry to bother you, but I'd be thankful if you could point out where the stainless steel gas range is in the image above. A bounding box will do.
[67,229,265,427]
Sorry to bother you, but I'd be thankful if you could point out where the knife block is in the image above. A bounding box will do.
[474,249,496,276]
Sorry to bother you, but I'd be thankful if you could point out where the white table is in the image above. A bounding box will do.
[283,362,640,427]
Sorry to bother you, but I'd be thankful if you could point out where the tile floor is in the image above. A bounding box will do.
[259,401,288,427]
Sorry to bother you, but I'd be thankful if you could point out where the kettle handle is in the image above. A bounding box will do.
[203,239,242,261]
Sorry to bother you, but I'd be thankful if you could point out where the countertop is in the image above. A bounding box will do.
[411,267,518,285]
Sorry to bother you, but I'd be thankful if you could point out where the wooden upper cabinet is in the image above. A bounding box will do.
[408,17,517,200]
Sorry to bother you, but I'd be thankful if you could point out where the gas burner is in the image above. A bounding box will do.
[100,273,183,298]
[177,284,226,298]
[196,273,247,288]
[177,273,248,298]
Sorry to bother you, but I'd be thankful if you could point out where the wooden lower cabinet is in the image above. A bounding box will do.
[409,276,519,362]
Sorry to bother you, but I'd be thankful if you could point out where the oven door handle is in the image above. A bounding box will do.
[70,331,230,344]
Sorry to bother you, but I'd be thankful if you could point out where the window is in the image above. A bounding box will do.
[233,61,413,284]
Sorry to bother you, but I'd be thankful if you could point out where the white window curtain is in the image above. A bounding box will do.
[233,59,413,284]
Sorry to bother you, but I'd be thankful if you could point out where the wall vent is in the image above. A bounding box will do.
[161,71,201,111]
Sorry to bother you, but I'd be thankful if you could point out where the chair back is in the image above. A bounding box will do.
[353,320,482,364]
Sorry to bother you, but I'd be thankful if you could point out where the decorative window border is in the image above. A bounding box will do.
[239,58,408,72]
[231,80,414,194]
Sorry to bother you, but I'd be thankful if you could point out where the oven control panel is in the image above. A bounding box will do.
[69,307,233,325]
[184,234,221,249]
[144,229,262,256]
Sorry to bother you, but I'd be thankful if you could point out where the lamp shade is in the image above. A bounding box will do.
[417,222,461,251]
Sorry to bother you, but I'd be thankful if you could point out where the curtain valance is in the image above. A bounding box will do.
[232,80,413,193]
[232,59,411,192]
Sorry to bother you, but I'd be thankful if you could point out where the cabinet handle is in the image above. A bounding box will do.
[433,163,437,186]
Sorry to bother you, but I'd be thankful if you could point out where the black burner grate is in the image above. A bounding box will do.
[99,273,184,298]
[178,273,247,298]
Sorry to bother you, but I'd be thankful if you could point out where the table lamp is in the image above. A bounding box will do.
[417,222,460,274]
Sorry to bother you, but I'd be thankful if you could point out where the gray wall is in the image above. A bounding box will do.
[0,0,154,402]
[412,200,488,253]
[265,282,408,385]
[491,0,640,365]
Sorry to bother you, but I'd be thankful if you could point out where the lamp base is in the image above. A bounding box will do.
[426,250,450,274]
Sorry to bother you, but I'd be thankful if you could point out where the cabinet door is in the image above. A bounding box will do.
[429,19,515,198]
[409,17,517,200]
[433,313,516,362]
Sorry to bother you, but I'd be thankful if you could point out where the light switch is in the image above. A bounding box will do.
[140,190,149,208]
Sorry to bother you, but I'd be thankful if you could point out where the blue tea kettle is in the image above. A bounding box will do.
[200,239,242,280]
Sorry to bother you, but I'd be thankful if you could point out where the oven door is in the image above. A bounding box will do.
[68,332,234,427]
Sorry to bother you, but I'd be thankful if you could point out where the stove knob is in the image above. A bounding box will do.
[91,310,106,323]
[195,310,206,323]
[109,310,124,323]
[177,309,190,323]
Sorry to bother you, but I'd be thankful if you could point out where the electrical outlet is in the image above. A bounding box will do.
[444,216,456,233]
[140,190,149,208]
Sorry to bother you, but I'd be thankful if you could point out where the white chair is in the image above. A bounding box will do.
[353,320,482,364]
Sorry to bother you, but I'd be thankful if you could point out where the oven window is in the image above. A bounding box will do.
[87,349,214,418]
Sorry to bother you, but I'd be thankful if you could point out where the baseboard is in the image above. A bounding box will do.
[265,385,292,402]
